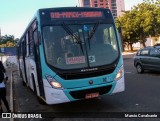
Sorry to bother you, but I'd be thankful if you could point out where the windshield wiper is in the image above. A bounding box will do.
[87,22,99,49]
[61,23,84,55]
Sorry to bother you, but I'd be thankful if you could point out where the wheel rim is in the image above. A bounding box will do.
[137,65,142,73]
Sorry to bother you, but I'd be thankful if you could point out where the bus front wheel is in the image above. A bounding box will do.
[37,96,46,105]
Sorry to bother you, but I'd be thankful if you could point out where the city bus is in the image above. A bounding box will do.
[17,7,125,104]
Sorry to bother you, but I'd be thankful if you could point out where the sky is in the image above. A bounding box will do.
[0,0,143,39]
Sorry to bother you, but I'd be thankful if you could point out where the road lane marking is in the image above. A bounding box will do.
[125,71,132,74]
[10,70,14,121]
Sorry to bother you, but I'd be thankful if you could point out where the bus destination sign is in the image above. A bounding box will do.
[50,11,103,19]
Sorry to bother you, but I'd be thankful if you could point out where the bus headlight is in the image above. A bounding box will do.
[115,66,124,81]
[46,75,63,89]
[50,81,62,89]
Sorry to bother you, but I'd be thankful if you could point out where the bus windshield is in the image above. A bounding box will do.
[43,23,119,70]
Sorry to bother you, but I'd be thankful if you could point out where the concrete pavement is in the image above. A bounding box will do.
[0,52,136,120]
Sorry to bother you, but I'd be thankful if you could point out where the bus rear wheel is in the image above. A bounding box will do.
[21,75,26,86]
[22,81,26,86]
[32,74,37,95]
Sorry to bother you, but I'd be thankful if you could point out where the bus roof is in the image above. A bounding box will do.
[19,7,113,41]
[38,7,110,11]
[38,7,113,25]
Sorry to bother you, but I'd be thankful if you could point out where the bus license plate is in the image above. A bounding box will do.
[85,92,99,99]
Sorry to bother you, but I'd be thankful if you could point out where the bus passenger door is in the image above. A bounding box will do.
[25,32,32,88]
[21,39,28,85]
[32,29,45,98]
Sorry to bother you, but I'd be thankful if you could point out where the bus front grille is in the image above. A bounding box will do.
[69,85,112,99]
[58,67,115,80]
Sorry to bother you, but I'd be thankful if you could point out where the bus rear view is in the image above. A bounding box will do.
[18,7,124,104]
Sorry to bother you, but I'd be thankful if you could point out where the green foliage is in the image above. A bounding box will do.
[0,35,19,47]
[115,0,160,50]
[116,10,139,50]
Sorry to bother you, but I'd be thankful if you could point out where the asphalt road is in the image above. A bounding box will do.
[12,54,160,121]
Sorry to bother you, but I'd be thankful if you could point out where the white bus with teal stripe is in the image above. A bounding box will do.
[17,7,124,104]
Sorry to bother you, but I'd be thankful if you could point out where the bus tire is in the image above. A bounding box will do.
[22,80,26,86]
[21,75,26,86]
[19,70,23,78]
[19,71,26,86]
[37,96,46,105]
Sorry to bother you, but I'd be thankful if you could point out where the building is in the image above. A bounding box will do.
[78,0,125,18]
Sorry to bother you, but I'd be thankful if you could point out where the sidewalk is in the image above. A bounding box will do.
[122,51,136,59]
[122,51,136,55]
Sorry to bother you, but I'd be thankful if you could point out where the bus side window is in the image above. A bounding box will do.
[28,29,34,56]
[22,38,27,56]
[32,29,39,58]
[33,30,38,44]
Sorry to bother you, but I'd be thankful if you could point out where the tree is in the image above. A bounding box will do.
[116,10,139,51]
[0,35,19,47]
[133,2,159,47]
[116,0,160,50]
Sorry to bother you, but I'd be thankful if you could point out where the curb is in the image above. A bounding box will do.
[122,52,136,55]
[10,70,14,121]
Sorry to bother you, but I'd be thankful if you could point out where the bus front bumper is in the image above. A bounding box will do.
[43,77,124,104]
